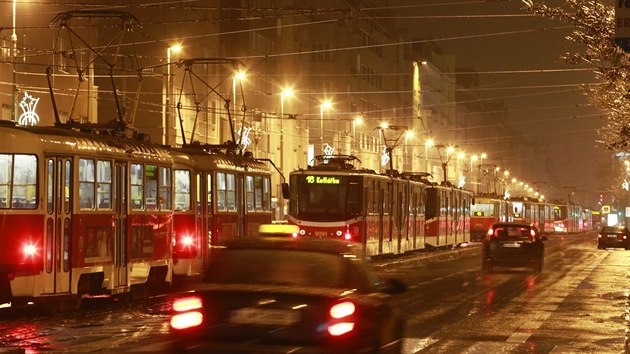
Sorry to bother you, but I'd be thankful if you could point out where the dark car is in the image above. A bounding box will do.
[482,222,545,273]
[168,236,406,353]
[597,225,630,250]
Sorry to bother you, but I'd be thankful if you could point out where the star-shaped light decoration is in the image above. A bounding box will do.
[18,91,40,126]
[380,146,390,166]
[237,126,252,149]
[323,143,334,156]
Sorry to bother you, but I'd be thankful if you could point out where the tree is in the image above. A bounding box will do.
[523,0,630,151]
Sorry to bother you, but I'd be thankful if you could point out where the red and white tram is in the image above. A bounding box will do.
[553,201,582,233]
[287,156,426,257]
[0,122,173,308]
[423,182,472,248]
[170,145,273,280]
[510,197,540,226]
[470,194,510,241]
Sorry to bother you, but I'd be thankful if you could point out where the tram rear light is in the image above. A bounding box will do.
[22,243,37,257]
[181,235,194,247]
[344,232,352,240]
[291,232,298,238]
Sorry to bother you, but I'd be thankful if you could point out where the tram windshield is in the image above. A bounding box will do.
[289,174,362,221]
[472,201,496,217]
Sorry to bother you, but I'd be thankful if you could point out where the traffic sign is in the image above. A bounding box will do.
[602,205,611,214]
[616,1,630,52]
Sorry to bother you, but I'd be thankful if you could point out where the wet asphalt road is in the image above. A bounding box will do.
[0,231,628,353]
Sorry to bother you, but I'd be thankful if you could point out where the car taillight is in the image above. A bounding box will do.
[328,301,355,336]
[170,296,204,330]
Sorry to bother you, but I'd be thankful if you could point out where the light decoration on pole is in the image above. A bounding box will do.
[236,126,252,149]
[381,146,390,166]
[323,143,335,157]
[458,175,466,189]
[18,92,40,126]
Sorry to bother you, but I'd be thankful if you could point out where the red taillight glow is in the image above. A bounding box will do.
[330,301,355,318]
[22,244,37,257]
[624,235,627,240]
[344,232,352,240]
[487,228,493,236]
[291,233,298,238]
[328,301,356,336]
[530,229,536,237]
[170,311,203,330]
[328,322,355,336]
[173,296,203,312]
[598,234,602,239]
[181,235,194,247]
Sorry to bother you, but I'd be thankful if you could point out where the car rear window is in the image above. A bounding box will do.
[601,227,624,233]
[491,226,532,238]
[203,249,354,288]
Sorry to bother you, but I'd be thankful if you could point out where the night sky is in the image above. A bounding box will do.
[379,0,614,205]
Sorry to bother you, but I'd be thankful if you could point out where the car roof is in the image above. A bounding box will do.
[217,236,363,257]
[491,222,534,228]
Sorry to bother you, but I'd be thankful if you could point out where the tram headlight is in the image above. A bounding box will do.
[299,229,306,236]
[335,230,343,237]
[181,235,194,247]
[344,232,352,240]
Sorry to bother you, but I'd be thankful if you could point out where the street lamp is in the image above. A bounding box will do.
[163,44,181,145]
[470,154,478,193]
[320,99,332,151]
[280,88,293,119]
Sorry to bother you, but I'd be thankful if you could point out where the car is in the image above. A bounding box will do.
[597,225,630,250]
[482,222,545,273]
[168,236,407,353]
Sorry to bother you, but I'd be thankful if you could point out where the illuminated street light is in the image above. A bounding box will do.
[233,70,247,115]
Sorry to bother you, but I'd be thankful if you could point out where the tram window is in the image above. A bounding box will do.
[79,158,95,210]
[0,154,11,209]
[206,173,213,212]
[246,176,255,211]
[226,173,236,211]
[64,160,71,213]
[175,169,191,211]
[145,165,158,211]
[254,176,263,211]
[347,178,361,214]
[11,154,37,209]
[216,172,227,211]
[159,166,172,210]
[96,160,112,210]
[47,159,54,214]
[130,163,144,210]
[196,173,201,214]
[263,176,271,211]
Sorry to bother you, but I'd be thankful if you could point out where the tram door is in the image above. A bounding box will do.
[43,157,72,295]
[113,163,128,288]
[204,172,213,259]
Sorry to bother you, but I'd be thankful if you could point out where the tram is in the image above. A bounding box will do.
[423,182,472,248]
[287,155,427,257]
[470,194,510,241]
[0,122,173,308]
[0,121,275,308]
[553,202,583,233]
[170,145,273,280]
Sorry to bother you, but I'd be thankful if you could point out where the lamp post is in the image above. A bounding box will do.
[163,44,181,145]
[233,70,246,116]
[11,0,17,122]
[278,88,293,219]
[425,138,433,174]
[470,154,478,193]
[320,100,331,152]
[352,115,363,155]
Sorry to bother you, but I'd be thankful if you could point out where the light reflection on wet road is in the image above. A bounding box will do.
[1,231,628,353]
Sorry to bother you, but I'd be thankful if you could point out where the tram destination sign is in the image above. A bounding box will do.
[305,175,341,185]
